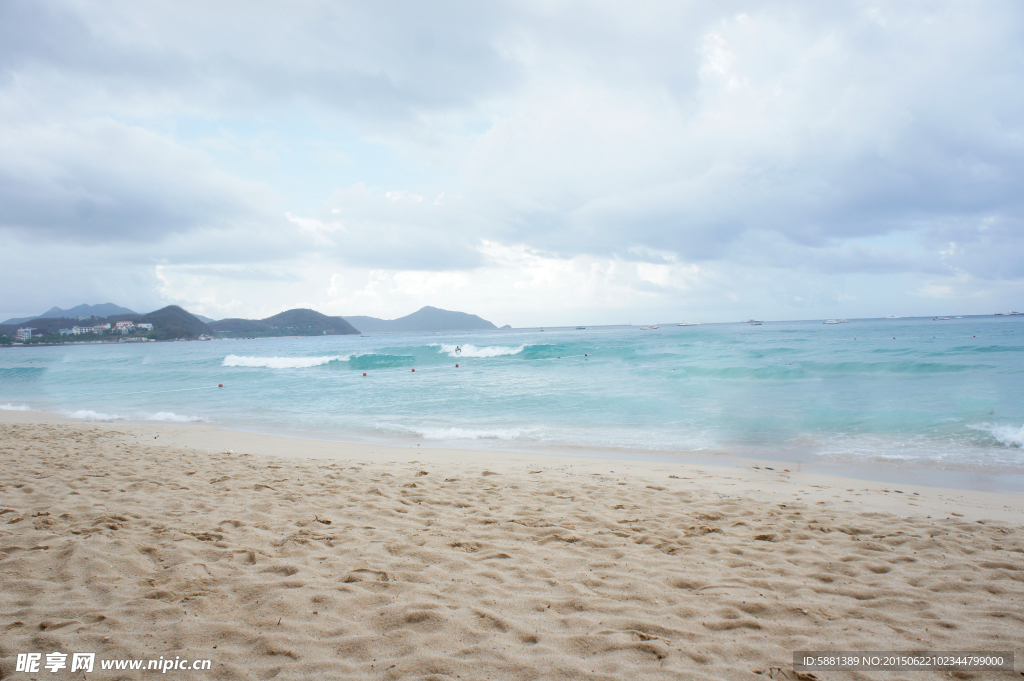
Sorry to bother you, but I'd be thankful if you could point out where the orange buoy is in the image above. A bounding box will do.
[362,372,367,376]
[218,384,223,387]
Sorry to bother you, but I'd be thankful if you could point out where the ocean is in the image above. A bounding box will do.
[3,316,1022,491]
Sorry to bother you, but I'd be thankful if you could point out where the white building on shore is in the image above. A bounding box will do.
[15,328,35,341]
[69,323,112,335]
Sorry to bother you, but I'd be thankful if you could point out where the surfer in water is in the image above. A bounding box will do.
[455,346,462,356]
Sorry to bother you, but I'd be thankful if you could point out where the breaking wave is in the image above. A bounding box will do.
[222,354,352,369]
[970,422,1024,448]
[434,344,527,358]
[0,403,31,411]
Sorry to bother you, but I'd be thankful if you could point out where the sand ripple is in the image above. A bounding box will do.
[1,422,1022,679]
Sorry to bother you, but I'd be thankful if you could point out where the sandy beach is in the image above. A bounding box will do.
[1,410,1022,680]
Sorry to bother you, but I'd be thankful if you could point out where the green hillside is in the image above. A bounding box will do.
[0,305,210,341]
[142,305,211,340]
[208,308,359,337]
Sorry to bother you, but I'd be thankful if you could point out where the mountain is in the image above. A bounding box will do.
[0,317,79,336]
[192,314,218,324]
[2,302,136,325]
[208,308,359,337]
[142,305,211,340]
[0,305,209,340]
[344,306,498,333]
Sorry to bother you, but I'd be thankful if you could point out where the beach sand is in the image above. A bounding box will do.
[1,410,1022,679]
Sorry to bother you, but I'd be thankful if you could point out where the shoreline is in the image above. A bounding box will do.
[1,412,1021,678]
[4,409,1021,523]
[4,405,1023,498]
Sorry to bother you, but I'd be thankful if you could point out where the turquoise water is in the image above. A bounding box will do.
[3,316,1023,488]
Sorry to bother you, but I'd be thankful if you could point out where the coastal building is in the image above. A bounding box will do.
[15,328,35,341]
[70,323,111,335]
[114,321,135,332]
[136,323,154,331]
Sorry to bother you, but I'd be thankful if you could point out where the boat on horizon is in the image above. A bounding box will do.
[745,319,762,325]
[934,316,950,320]
[639,325,660,330]
[677,321,701,326]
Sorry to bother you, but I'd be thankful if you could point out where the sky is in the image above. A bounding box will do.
[2,1,1023,327]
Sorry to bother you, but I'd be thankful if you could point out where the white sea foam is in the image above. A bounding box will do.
[377,422,535,441]
[146,412,205,423]
[434,344,526,358]
[971,422,1024,447]
[222,354,351,369]
[416,426,528,440]
[69,410,124,422]
[0,403,31,411]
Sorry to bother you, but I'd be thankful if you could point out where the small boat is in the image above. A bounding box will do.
[640,325,659,330]
[576,327,586,330]
[677,321,701,326]
[745,320,762,326]
[933,316,950,321]
[824,319,840,324]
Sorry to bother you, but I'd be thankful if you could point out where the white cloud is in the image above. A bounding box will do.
[2,0,1023,321]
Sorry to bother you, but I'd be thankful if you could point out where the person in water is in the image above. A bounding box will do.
[455,346,461,355]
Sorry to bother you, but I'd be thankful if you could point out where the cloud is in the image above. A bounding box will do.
[0,116,279,242]
[2,0,1023,321]
[0,0,518,120]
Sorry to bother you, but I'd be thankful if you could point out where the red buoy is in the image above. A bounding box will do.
[362,372,367,376]
[557,356,560,359]
[455,363,459,367]
[218,384,223,388]
[411,368,415,372]
[584,353,587,356]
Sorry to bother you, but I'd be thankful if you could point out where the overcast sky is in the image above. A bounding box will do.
[2,1,1022,326]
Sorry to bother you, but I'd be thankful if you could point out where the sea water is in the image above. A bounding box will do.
[2,316,1022,490]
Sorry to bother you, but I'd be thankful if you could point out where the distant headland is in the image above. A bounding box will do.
[0,304,501,344]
